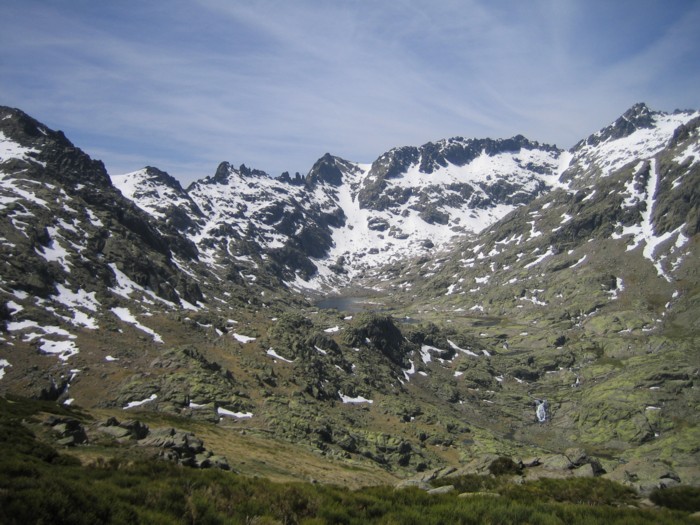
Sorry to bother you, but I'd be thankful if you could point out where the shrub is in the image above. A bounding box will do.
[502,477,636,506]
[650,485,700,512]
[488,456,522,476]
[431,473,501,493]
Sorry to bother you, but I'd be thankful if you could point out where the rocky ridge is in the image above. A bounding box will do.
[113,135,566,291]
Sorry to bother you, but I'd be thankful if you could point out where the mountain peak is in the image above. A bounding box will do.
[212,161,233,183]
[578,102,656,149]
[0,105,111,188]
[623,101,651,118]
[0,106,54,140]
[620,102,654,128]
[306,153,344,187]
[562,103,700,188]
[142,166,185,192]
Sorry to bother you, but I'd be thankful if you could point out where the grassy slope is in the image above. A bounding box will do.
[2,396,698,525]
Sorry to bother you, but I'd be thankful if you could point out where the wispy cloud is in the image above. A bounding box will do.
[1,0,698,183]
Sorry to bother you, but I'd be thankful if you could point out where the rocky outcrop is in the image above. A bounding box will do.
[343,314,414,368]
[398,451,607,492]
[97,417,149,440]
[44,415,88,447]
[604,458,681,495]
[93,416,230,470]
[113,346,247,420]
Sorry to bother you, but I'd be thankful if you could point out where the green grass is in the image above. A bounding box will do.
[1,395,699,524]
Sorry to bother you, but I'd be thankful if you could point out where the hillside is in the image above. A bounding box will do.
[1,103,699,498]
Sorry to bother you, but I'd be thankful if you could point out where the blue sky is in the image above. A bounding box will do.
[1,0,699,184]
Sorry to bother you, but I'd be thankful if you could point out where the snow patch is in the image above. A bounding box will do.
[0,359,11,380]
[51,284,100,329]
[39,339,79,361]
[447,339,479,357]
[266,348,294,363]
[613,160,688,280]
[571,254,587,268]
[35,228,72,273]
[402,359,416,381]
[124,394,158,409]
[524,246,555,269]
[420,344,439,364]
[111,307,163,343]
[218,407,253,419]
[108,263,177,308]
[232,333,256,343]
[339,392,373,404]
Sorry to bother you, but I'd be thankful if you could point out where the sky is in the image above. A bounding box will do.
[1,0,699,185]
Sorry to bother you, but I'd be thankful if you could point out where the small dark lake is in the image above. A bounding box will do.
[315,296,384,313]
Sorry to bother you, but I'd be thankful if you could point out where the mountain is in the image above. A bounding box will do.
[114,136,566,292]
[1,103,699,492]
[370,102,700,481]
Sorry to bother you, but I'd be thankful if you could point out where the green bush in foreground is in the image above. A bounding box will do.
[650,485,700,512]
[488,456,523,476]
[3,456,697,525]
[501,477,638,506]
[431,473,503,493]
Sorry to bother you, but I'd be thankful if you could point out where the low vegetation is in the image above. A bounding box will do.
[2,396,698,524]
[650,485,700,512]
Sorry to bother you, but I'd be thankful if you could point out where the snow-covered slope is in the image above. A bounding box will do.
[109,103,699,294]
[111,166,205,235]
[114,137,566,292]
[320,137,565,287]
[401,103,700,316]
[562,103,700,187]
[0,106,205,375]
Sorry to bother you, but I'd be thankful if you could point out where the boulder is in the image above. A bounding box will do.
[458,492,501,498]
[395,479,431,491]
[524,468,572,481]
[195,452,213,468]
[139,427,178,448]
[208,455,231,470]
[658,477,680,489]
[573,463,595,478]
[419,466,457,482]
[565,447,588,467]
[428,485,455,495]
[539,454,573,471]
[119,419,149,439]
[50,417,88,446]
[99,426,131,439]
[99,417,120,427]
[520,456,541,468]
[138,427,228,470]
[454,454,501,475]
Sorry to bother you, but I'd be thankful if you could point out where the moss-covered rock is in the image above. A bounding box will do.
[343,313,414,367]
